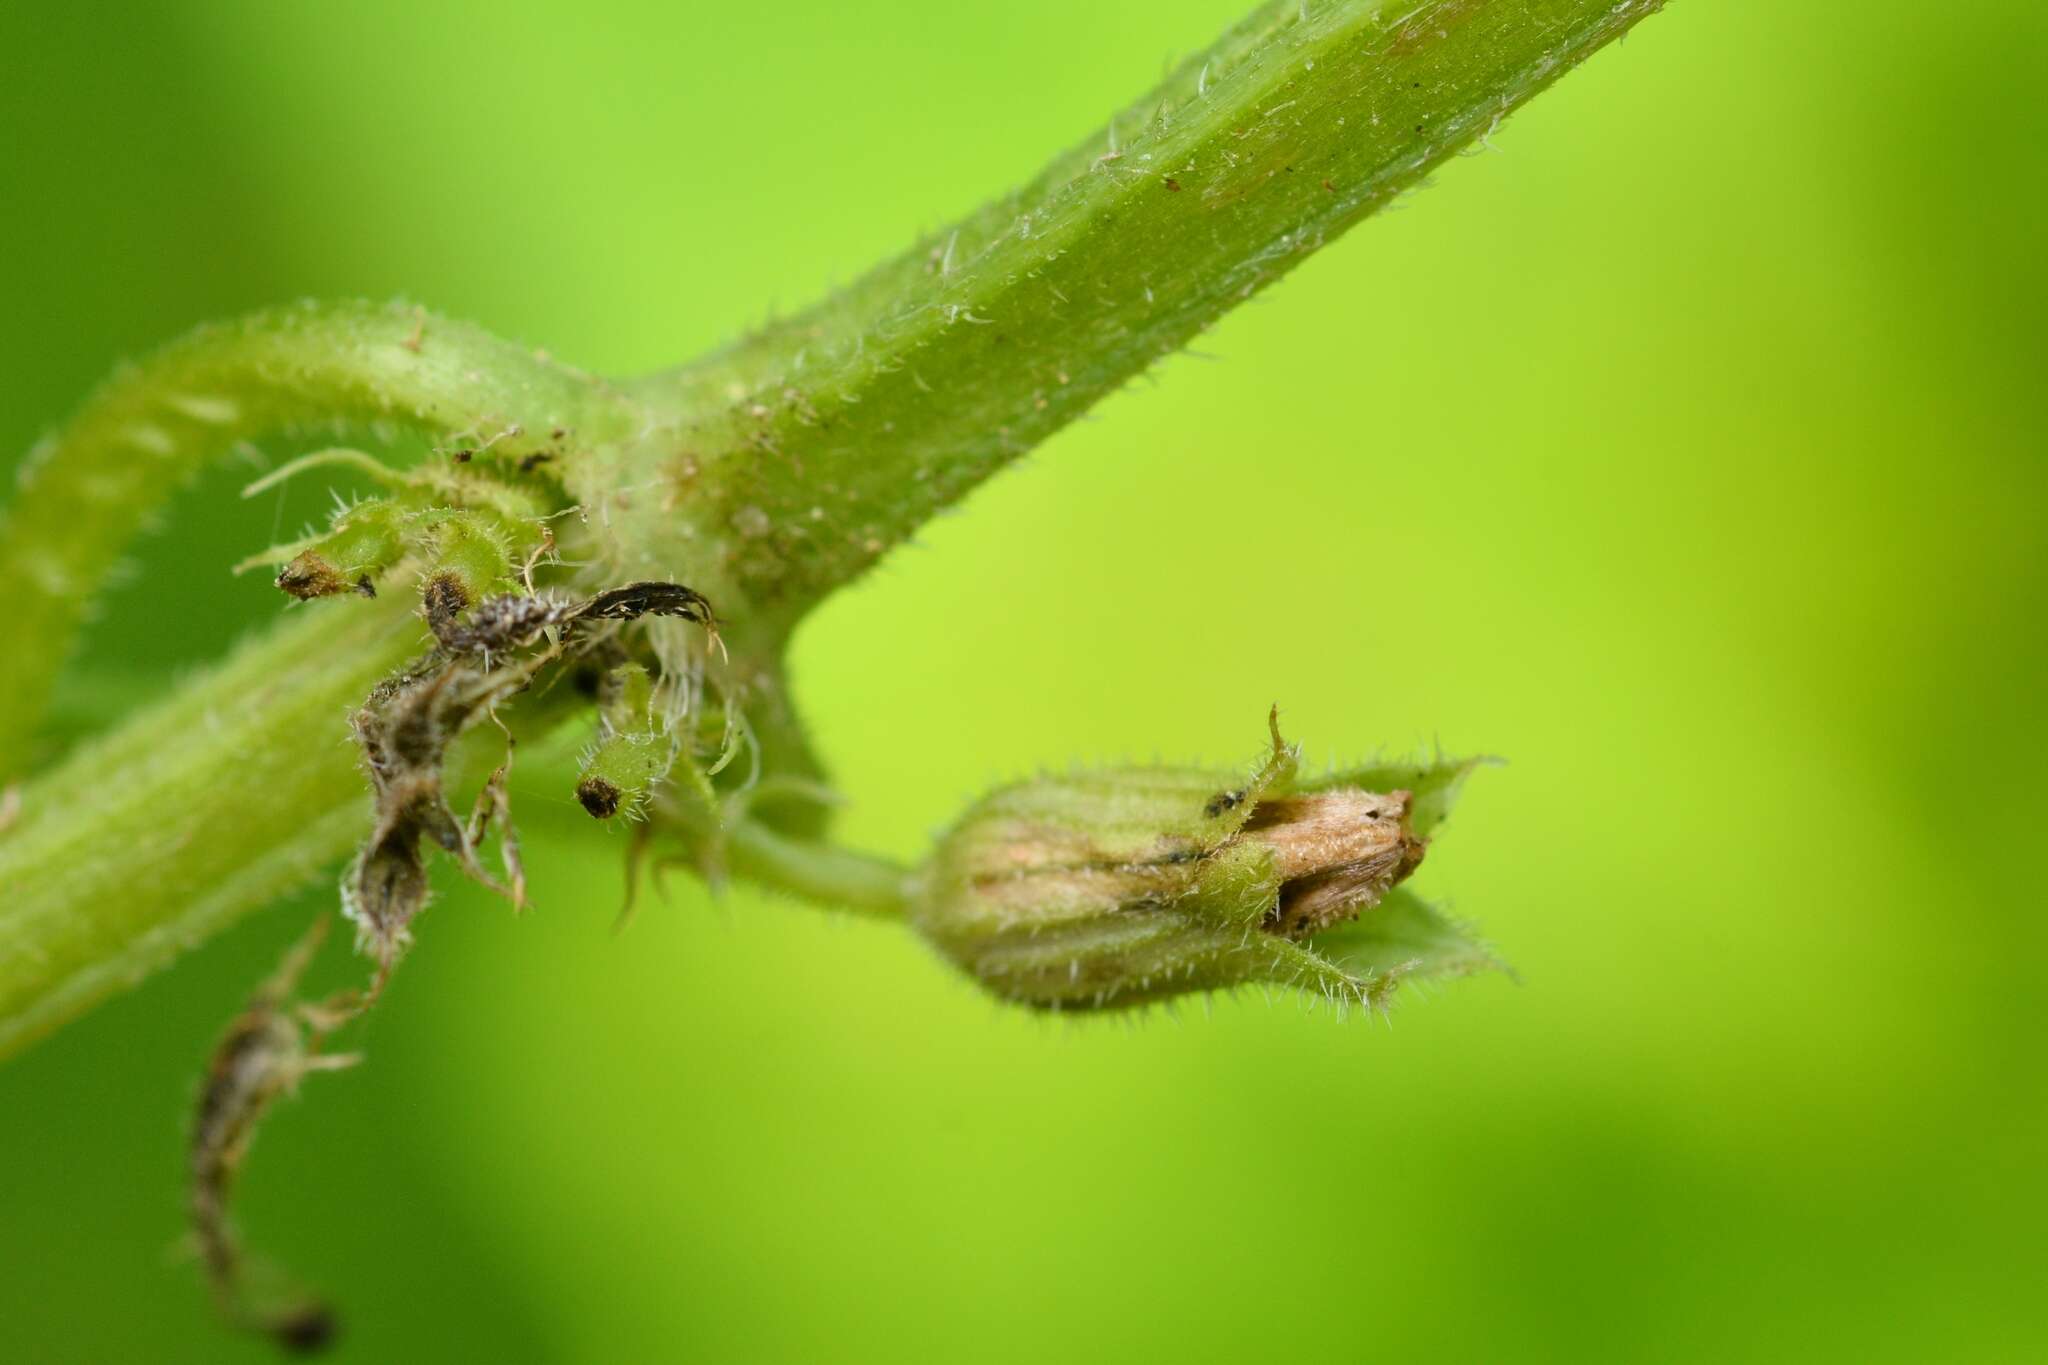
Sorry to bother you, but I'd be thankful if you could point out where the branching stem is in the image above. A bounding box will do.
[0,0,1664,1058]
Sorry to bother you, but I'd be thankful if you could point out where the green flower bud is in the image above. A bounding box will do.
[271,498,409,599]
[575,663,676,820]
[235,448,550,612]
[911,714,1498,1012]
[414,509,518,642]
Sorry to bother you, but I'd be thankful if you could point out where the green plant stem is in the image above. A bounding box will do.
[629,0,1665,609]
[724,821,912,917]
[0,595,420,1059]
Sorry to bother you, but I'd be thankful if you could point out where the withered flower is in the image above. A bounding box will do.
[910,713,1497,1011]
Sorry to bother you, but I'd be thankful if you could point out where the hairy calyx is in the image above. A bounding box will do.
[910,711,1480,1012]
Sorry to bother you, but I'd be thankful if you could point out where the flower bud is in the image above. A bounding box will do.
[416,510,517,640]
[575,663,676,820]
[910,713,1495,1011]
[270,499,408,599]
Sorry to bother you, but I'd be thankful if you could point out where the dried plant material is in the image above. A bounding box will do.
[576,775,623,819]
[1246,789,1427,937]
[189,918,360,1354]
[345,665,519,963]
[429,588,564,655]
[420,572,473,640]
[465,756,529,912]
[274,550,374,601]
[346,579,717,962]
[575,580,715,629]
[430,580,714,656]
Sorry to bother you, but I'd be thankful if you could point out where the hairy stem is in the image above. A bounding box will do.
[724,822,912,917]
[0,596,420,1059]
[629,0,1664,609]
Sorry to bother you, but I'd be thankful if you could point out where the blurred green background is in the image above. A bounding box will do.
[3,1,2043,1360]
